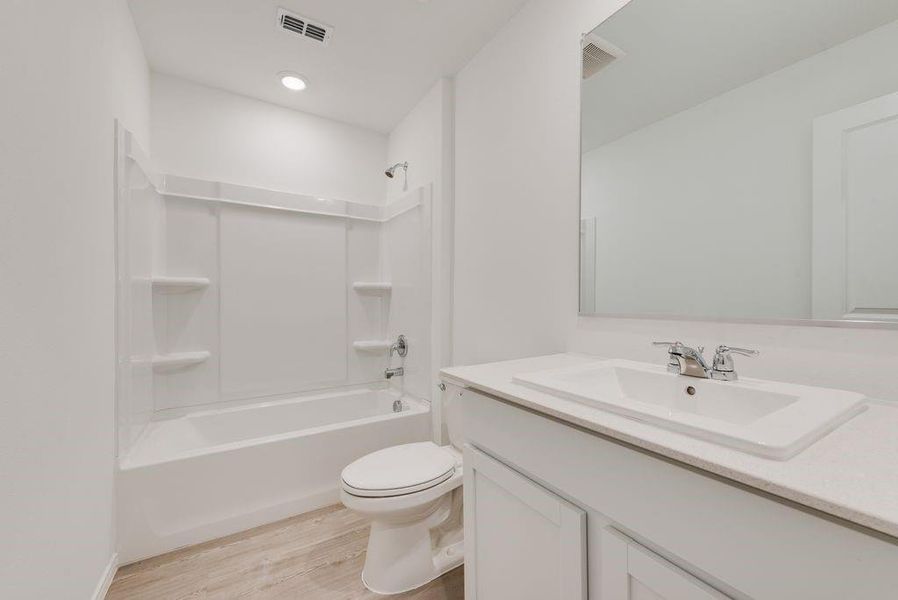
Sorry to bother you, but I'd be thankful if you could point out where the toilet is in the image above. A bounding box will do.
[340,388,464,595]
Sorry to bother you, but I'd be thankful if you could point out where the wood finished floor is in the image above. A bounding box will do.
[106,504,464,600]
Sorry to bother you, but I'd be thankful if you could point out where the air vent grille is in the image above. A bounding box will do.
[281,14,306,36]
[305,23,327,42]
[582,35,623,80]
[277,8,333,45]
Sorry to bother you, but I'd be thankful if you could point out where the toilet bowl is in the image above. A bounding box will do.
[340,387,465,595]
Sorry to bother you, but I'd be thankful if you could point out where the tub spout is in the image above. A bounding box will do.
[384,367,404,380]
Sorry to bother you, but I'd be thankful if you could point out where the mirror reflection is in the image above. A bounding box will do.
[580,0,898,322]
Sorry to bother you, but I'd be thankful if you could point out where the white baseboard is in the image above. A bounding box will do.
[91,553,119,600]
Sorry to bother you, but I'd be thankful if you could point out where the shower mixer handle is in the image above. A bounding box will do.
[390,335,408,358]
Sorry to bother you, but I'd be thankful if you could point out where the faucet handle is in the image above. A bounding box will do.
[652,341,682,350]
[653,341,683,374]
[711,345,758,381]
[390,334,408,358]
[715,345,759,358]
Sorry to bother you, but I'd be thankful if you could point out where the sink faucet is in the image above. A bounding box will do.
[653,341,758,381]
[709,345,759,382]
[653,341,710,378]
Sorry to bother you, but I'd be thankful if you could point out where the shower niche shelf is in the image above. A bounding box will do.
[142,351,211,372]
[149,276,211,293]
[352,340,392,353]
[352,282,392,294]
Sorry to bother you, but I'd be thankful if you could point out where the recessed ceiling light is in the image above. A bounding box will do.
[279,72,307,91]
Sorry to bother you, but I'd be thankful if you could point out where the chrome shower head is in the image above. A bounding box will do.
[385,161,408,178]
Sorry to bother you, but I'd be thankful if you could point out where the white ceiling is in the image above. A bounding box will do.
[128,0,528,133]
[582,0,898,151]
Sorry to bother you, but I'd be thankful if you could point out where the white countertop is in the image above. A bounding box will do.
[441,353,898,540]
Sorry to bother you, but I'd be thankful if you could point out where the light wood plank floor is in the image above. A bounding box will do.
[107,505,464,599]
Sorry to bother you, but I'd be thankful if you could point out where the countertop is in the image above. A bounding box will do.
[441,353,898,540]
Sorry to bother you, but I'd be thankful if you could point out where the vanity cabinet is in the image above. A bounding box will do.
[601,528,728,600]
[464,445,587,600]
[453,384,898,599]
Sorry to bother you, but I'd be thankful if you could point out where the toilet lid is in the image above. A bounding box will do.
[341,442,456,498]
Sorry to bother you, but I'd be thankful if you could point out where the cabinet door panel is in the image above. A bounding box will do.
[464,445,587,600]
[601,528,728,600]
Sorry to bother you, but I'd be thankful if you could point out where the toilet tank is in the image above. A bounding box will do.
[443,383,465,450]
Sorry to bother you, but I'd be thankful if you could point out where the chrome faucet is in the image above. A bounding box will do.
[653,341,758,381]
[709,345,759,382]
[390,335,408,358]
[385,334,408,380]
[384,367,404,380]
[653,341,710,378]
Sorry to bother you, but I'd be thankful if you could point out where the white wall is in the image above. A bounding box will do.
[453,0,898,403]
[151,73,388,205]
[453,0,628,365]
[0,0,150,598]
[581,19,898,320]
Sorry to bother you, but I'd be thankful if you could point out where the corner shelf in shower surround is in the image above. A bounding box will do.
[352,340,392,353]
[150,276,211,293]
[146,351,211,372]
[352,282,392,294]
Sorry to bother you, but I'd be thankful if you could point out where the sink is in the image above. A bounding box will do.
[512,359,866,459]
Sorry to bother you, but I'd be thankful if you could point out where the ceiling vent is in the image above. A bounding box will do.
[582,34,624,79]
[276,8,334,45]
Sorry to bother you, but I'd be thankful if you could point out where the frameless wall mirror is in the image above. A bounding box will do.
[580,0,898,325]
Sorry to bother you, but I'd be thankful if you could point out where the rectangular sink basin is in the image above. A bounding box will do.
[512,359,866,459]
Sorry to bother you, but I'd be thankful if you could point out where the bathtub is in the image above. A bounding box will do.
[117,386,430,563]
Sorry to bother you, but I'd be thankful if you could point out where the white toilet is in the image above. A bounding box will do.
[340,389,464,595]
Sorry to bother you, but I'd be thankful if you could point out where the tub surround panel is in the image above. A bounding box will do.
[442,353,898,539]
[383,186,433,403]
[116,129,431,422]
[219,207,348,400]
[155,197,219,412]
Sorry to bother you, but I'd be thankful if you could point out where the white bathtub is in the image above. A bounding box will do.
[117,387,430,563]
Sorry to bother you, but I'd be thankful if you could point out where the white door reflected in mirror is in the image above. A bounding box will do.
[580,0,898,324]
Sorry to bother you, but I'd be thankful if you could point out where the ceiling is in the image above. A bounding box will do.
[582,0,898,151]
[128,0,528,133]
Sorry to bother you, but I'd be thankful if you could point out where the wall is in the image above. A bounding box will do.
[581,20,898,320]
[386,79,455,439]
[0,0,150,598]
[151,73,388,205]
[453,0,898,402]
[453,0,627,365]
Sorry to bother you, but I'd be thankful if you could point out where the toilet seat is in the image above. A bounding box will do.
[342,442,457,498]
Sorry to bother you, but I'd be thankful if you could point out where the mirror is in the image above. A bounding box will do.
[580,0,898,324]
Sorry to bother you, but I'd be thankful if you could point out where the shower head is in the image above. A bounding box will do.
[385,162,408,179]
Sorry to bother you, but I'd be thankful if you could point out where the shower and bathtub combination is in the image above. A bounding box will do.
[114,125,437,563]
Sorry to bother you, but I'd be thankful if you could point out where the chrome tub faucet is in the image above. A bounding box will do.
[385,334,408,380]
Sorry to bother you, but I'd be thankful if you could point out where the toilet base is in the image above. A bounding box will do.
[358,489,464,595]
[361,540,463,596]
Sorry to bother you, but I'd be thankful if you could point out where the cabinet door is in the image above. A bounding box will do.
[601,528,729,600]
[464,445,587,600]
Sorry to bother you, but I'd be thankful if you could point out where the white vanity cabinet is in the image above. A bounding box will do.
[453,384,898,599]
[601,528,728,600]
[464,445,587,600]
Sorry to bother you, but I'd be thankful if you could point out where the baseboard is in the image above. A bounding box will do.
[91,552,119,600]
